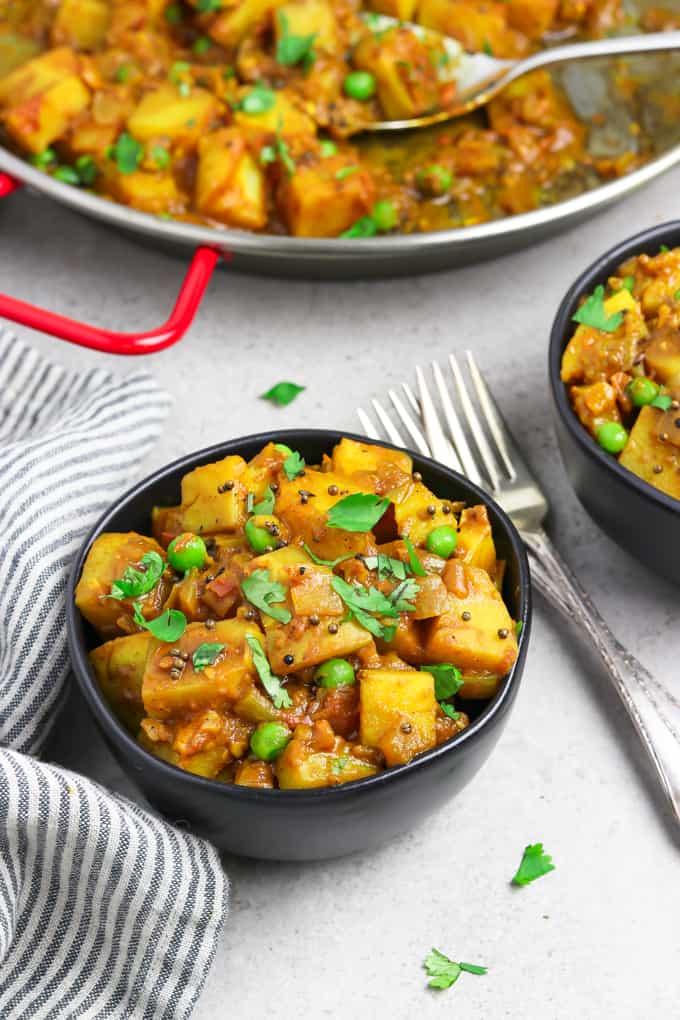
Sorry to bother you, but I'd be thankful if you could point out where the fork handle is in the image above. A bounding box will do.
[522,527,680,827]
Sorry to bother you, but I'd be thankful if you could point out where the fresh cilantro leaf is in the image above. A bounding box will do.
[75,154,97,186]
[483,39,493,55]
[572,285,623,333]
[275,119,296,176]
[403,535,427,577]
[421,663,463,700]
[108,552,165,600]
[261,381,305,406]
[164,2,183,22]
[260,144,277,165]
[112,132,143,175]
[151,144,170,169]
[515,620,524,638]
[133,602,187,642]
[303,543,354,568]
[241,568,292,624]
[424,949,486,990]
[622,276,635,292]
[362,553,408,580]
[239,86,277,115]
[251,486,276,515]
[440,703,461,720]
[246,492,255,514]
[276,12,316,69]
[327,493,390,532]
[282,450,305,481]
[53,166,80,185]
[192,642,225,671]
[660,244,669,253]
[335,165,358,180]
[511,842,555,886]
[331,576,401,640]
[675,288,680,301]
[651,394,673,411]
[320,139,337,157]
[193,36,212,55]
[246,635,292,708]
[340,216,377,239]
[389,577,419,612]
[31,148,56,170]
[197,0,221,10]
[115,63,132,83]
[169,60,191,95]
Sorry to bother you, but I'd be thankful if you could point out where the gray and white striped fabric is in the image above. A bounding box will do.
[0,333,228,1018]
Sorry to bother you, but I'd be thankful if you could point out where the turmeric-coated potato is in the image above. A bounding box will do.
[359,668,436,766]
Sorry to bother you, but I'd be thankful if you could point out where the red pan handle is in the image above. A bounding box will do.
[0,172,222,355]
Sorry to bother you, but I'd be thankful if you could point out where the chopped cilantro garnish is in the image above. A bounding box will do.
[660,244,669,253]
[115,64,133,83]
[53,166,80,185]
[572,285,623,333]
[511,842,555,886]
[440,703,462,720]
[107,551,164,601]
[674,288,680,301]
[246,635,292,708]
[112,132,143,175]
[424,948,487,990]
[260,144,276,165]
[169,61,191,96]
[482,39,493,55]
[403,535,427,577]
[150,144,170,169]
[335,165,358,180]
[241,568,292,624]
[389,577,419,612]
[651,394,672,411]
[303,543,355,568]
[261,381,305,406]
[326,493,389,532]
[420,663,463,700]
[320,139,337,157]
[197,0,221,10]
[276,11,316,69]
[622,275,635,292]
[133,602,187,642]
[282,450,305,480]
[515,619,523,638]
[32,148,56,170]
[362,553,408,580]
[192,642,225,671]
[75,155,97,185]
[340,216,377,238]
[331,576,397,641]
[193,36,212,55]
[250,486,276,515]
[164,2,183,22]
[238,86,277,115]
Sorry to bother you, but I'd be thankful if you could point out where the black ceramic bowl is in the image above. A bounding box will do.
[67,429,531,860]
[549,221,680,586]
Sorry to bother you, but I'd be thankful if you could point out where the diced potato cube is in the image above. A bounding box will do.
[288,564,343,616]
[417,0,523,58]
[243,544,310,586]
[142,619,263,718]
[644,331,680,385]
[195,128,266,229]
[75,532,171,639]
[0,47,78,106]
[152,455,248,541]
[332,437,412,483]
[367,0,419,21]
[275,1,338,51]
[569,380,620,437]
[412,574,449,619]
[388,478,461,546]
[504,0,558,38]
[353,28,439,121]
[234,760,275,787]
[209,0,288,48]
[233,89,315,140]
[266,617,372,673]
[359,668,436,766]
[275,467,374,561]
[0,35,40,79]
[561,292,648,384]
[127,83,217,142]
[105,169,183,214]
[619,406,680,500]
[277,157,375,238]
[276,726,378,788]
[456,505,496,574]
[89,631,154,731]
[4,73,90,153]
[425,561,518,684]
[52,0,111,50]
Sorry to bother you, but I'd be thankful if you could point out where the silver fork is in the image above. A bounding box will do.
[358,352,680,829]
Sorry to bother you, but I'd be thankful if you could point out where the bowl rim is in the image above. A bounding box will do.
[67,427,531,802]
[549,218,680,518]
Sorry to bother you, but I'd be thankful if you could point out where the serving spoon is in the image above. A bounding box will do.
[356,17,680,133]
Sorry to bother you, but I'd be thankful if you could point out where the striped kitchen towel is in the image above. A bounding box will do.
[0,333,228,1019]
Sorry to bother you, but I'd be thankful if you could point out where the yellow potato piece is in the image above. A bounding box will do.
[359,668,436,766]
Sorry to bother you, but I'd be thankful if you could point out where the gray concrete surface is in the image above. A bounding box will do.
[4,171,680,1019]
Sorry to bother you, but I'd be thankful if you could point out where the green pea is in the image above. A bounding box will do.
[426,525,458,559]
[250,722,291,762]
[245,517,275,554]
[372,199,398,232]
[53,166,80,185]
[596,421,628,454]
[320,139,337,157]
[274,443,293,456]
[167,532,208,572]
[315,658,356,688]
[416,164,453,197]
[343,70,376,101]
[627,376,659,407]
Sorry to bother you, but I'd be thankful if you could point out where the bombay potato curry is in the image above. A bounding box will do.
[562,245,680,502]
[0,0,677,237]
[75,439,520,789]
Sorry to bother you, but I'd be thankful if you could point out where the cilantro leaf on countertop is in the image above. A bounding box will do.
[424,948,487,991]
[241,568,292,624]
[511,843,555,886]
[261,381,305,406]
[327,492,390,532]
[246,635,292,709]
[572,285,623,333]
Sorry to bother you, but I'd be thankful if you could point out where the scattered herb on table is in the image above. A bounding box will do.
[261,381,305,406]
[424,948,487,990]
[511,842,555,886]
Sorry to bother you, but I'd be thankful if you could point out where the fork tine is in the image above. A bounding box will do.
[448,354,503,491]
[401,382,420,416]
[388,389,432,457]
[371,398,408,448]
[357,407,380,440]
[465,351,517,481]
[415,366,462,472]
[431,361,482,485]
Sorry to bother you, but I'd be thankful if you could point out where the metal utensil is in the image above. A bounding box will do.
[355,20,680,133]
[358,352,680,827]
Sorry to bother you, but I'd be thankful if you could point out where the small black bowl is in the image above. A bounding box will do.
[67,429,531,860]
[549,221,680,586]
